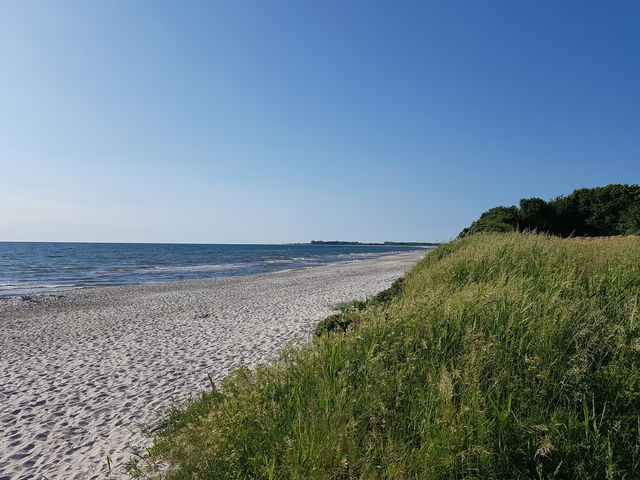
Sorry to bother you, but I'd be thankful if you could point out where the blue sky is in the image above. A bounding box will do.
[1,1,638,243]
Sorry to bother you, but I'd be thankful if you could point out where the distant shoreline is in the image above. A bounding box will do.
[294,241,440,247]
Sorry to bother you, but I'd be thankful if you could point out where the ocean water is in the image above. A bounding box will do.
[0,242,418,296]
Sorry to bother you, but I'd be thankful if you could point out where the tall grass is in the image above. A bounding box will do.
[134,233,640,479]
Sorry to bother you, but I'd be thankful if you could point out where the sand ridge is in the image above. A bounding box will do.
[0,250,427,479]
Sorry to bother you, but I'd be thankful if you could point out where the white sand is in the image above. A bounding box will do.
[0,250,427,479]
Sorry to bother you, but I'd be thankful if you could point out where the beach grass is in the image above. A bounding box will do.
[133,233,640,479]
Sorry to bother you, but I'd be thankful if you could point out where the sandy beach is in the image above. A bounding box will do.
[0,249,427,479]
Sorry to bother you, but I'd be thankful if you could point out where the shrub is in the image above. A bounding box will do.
[314,278,405,337]
[313,314,356,336]
[460,184,640,237]
[621,204,640,234]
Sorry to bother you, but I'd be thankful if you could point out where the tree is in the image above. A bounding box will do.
[460,206,520,236]
[459,184,640,238]
[621,204,640,234]
[519,197,556,233]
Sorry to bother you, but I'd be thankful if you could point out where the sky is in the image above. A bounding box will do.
[1,1,639,243]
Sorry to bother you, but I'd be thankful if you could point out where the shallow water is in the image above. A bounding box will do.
[0,242,417,295]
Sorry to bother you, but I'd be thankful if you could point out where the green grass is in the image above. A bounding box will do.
[132,233,640,479]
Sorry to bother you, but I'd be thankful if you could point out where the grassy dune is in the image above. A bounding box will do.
[135,233,640,479]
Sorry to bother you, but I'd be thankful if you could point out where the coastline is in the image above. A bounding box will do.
[0,249,428,479]
[0,243,423,298]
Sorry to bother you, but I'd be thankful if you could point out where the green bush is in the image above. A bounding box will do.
[314,279,406,337]
[313,314,356,336]
[621,204,640,234]
[460,184,640,237]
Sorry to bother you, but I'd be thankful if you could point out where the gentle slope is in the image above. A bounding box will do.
[137,233,640,479]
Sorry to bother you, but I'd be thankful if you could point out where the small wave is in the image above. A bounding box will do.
[263,257,325,264]
[335,252,386,258]
[0,282,83,296]
[0,283,70,290]
[143,263,245,273]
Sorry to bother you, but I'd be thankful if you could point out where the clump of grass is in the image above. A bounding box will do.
[333,299,369,313]
[333,278,406,315]
[134,233,640,479]
[313,314,355,336]
[317,278,406,336]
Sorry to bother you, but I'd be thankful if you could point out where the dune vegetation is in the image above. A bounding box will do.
[132,233,640,479]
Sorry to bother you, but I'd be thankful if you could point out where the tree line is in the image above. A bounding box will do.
[460,184,640,237]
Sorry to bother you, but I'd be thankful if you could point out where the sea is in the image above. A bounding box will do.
[0,242,419,296]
